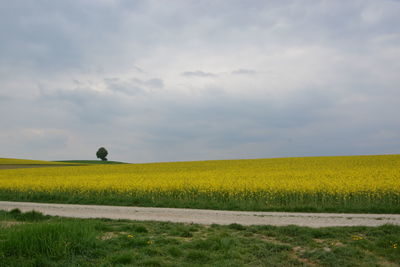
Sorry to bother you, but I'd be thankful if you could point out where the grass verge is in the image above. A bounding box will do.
[0,209,399,266]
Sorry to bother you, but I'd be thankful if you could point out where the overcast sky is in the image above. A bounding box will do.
[1,0,399,163]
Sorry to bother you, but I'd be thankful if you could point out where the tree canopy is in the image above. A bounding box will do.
[96,147,108,161]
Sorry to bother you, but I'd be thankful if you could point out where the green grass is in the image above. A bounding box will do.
[0,158,125,165]
[54,160,126,164]
[0,210,399,266]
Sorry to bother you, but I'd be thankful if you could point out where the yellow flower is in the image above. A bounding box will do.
[351,235,363,240]
[1,155,399,210]
[392,243,398,249]
[127,234,134,238]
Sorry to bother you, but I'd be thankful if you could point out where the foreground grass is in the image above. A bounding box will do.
[0,210,399,266]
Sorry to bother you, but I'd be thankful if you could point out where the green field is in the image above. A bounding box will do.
[0,209,399,266]
[0,158,77,165]
[54,160,126,164]
[0,158,82,170]
[0,158,124,170]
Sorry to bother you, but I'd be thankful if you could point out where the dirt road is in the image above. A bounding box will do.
[1,201,399,227]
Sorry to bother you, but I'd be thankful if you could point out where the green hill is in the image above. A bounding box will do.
[54,160,126,164]
[0,158,77,165]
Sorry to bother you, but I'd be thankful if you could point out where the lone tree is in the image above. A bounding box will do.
[96,147,108,161]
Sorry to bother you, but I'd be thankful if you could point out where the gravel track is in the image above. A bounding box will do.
[1,201,399,228]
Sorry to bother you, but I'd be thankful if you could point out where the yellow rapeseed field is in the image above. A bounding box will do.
[0,155,399,196]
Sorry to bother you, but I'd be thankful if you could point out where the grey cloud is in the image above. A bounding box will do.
[141,88,338,151]
[2,1,400,74]
[104,78,144,95]
[21,130,69,150]
[144,78,164,88]
[181,71,217,77]
[231,69,257,75]
[103,77,164,95]
[38,88,133,124]
[0,94,13,102]
[1,0,400,162]
[132,65,145,73]
[131,78,164,88]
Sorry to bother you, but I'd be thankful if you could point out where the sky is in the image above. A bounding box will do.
[1,0,400,163]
